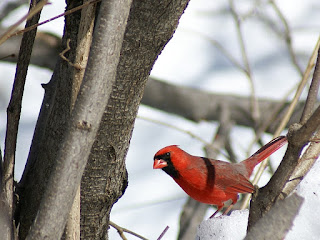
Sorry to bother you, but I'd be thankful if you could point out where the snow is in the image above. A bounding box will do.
[0,0,320,239]
[197,210,249,240]
[197,159,320,240]
[286,159,320,240]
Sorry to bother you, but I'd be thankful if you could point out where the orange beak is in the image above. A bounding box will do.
[153,159,168,169]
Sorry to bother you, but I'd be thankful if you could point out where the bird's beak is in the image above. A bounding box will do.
[153,159,168,169]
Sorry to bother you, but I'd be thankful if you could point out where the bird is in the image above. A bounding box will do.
[153,136,287,217]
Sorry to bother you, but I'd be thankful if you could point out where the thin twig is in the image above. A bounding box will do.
[278,37,320,201]
[181,29,247,73]
[300,43,320,124]
[2,0,44,238]
[241,36,320,210]
[274,37,320,135]
[59,39,82,70]
[269,0,304,76]
[244,82,299,173]
[109,221,148,240]
[157,226,169,240]
[0,0,48,46]
[229,0,260,123]
[247,82,299,154]
[138,115,229,159]
[248,105,320,229]
[0,54,16,61]
[138,115,210,145]
[8,0,101,39]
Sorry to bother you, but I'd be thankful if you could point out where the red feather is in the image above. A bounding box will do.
[153,136,287,217]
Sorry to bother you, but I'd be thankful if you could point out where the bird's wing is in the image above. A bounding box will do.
[213,161,255,194]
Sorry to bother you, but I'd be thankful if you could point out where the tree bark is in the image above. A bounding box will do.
[15,0,191,239]
[80,0,190,238]
[248,105,320,229]
[17,1,84,238]
[245,193,303,240]
[25,0,132,238]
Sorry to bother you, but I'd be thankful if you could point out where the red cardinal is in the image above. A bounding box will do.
[153,136,287,217]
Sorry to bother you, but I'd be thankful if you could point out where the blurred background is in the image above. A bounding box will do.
[0,0,319,239]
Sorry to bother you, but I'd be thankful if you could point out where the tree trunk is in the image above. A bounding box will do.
[17,1,84,238]
[16,0,190,239]
[80,0,190,238]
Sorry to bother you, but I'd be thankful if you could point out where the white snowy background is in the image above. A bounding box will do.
[0,0,319,239]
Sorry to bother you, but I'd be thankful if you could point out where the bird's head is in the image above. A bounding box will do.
[153,145,185,178]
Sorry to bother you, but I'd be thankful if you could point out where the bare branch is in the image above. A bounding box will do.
[0,29,308,134]
[182,29,247,73]
[0,0,47,46]
[278,44,320,199]
[274,37,320,135]
[63,1,96,238]
[6,0,101,40]
[248,104,320,229]
[269,0,304,76]
[241,37,320,209]
[109,221,148,240]
[0,0,29,20]
[25,0,133,239]
[245,193,303,240]
[157,226,169,240]
[143,78,304,132]
[248,44,320,224]
[138,116,218,152]
[2,0,44,238]
[229,0,260,122]
[300,42,320,124]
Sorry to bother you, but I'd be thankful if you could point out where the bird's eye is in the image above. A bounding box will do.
[163,152,170,160]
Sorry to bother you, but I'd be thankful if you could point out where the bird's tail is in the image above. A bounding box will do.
[243,136,287,176]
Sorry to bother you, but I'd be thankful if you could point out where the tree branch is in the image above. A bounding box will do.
[300,45,320,124]
[25,0,132,239]
[248,45,320,226]
[269,0,304,76]
[63,1,97,239]
[229,0,260,122]
[80,0,191,237]
[2,1,43,239]
[143,78,303,132]
[0,0,29,20]
[248,104,320,229]
[277,47,320,201]
[109,221,148,240]
[245,193,303,240]
[0,30,306,132]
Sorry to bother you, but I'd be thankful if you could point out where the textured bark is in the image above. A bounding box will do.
[80,1,190,238]
[17,1,83,238]
[248,105,320,229]
[3,0,43,239]
[245,194,303,240]
[24,0,132,238]
[13,0,190,239]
